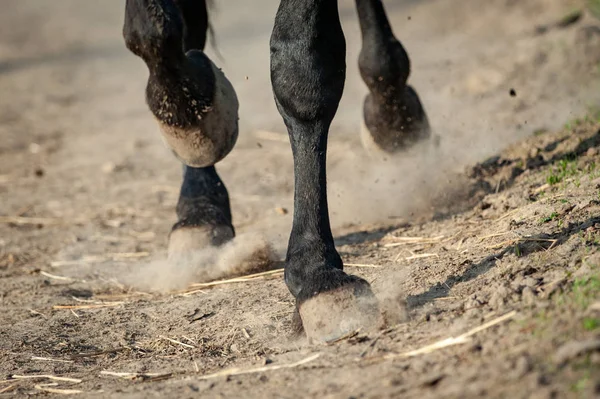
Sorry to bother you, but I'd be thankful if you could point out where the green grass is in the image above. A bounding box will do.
[547,158,579,185]
[583,317,600,331]
[573,276,600,309]
[589,0,600,20]
[540,212,559,223]
[571,372,590,394]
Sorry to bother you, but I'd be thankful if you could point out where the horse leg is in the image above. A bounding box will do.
[356,0,430,154]
[123,0,237,256]
[271,0,379,342]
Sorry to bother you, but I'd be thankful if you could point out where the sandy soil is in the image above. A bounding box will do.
[1,0,600,397]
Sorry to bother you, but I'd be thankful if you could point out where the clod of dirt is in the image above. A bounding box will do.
[554,339,600,365]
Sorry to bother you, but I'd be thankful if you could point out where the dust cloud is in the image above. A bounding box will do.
[123,232,279,292]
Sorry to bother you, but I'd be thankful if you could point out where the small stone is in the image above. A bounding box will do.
[587,147,598,157]
[513,355,531,378]
[275,207,288,215]
[103,219,124,228]
[29,143,41,154]
[554,339,600,365]
[102,162,116,174]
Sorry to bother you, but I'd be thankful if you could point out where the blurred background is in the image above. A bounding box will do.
[1,0,600,250]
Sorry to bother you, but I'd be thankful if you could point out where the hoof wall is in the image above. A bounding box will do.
[299,282,380,343]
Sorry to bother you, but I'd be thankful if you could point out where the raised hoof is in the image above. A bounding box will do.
[298,279,380,343]
[156,56,239,168]
[168,224,233,256]
[360,86,431,156]
[360,119,431,157]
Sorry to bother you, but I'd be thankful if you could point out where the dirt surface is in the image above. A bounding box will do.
[2,0,600,397]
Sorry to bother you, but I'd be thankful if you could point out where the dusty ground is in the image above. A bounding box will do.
[2,0,600,397]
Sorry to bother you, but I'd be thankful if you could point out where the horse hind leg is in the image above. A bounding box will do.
[355,0,431,155]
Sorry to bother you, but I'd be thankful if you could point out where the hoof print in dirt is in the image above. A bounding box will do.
[298,277,380,344]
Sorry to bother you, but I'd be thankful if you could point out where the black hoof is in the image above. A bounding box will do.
[361,86,431,155]
[124,0,239,168]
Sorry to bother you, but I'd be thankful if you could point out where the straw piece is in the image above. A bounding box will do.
[405,253,439,261]
[39,271,76,282]
[382,311,517,360]
[34,385,83,395]
[53,302,123,310]
[0,384,17,394]
[50,252,150,267]
[100,371,164,380]
[196,353,320,380]
[344,263,381,268]
[0,216,85,226]
[11,375,82,383]
[31,357,74,364]
[182,263,381,293]
[160,336,195,349]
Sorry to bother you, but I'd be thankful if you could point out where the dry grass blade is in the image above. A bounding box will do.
[31,357,74,364]
[344,263,381,268]
[50,252,150,267]
[112,252,150,259]
[71,348,126,359]
[29,309,48,319]
[34,385,83,395]
[50,256,104,267]
[11,375,82,383]
[187,269,284,289]
[160,335,196,349]
[533,183,550,194]
[39,271,77,282]
[496,208,521,222]
[92,292,151,300]
[100,371,167,380]
[388,235,444,242]
[477,231,512,241]
[53,302,123,310]
[384,235,444,248]
[183,264,379,293]
[0,384,17,394]
[197,353,320,380]
[0,216,85,226]
[326,330,360,345]
[405,253,439,261]
[485,237,558,250]
[382,311,517,360]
